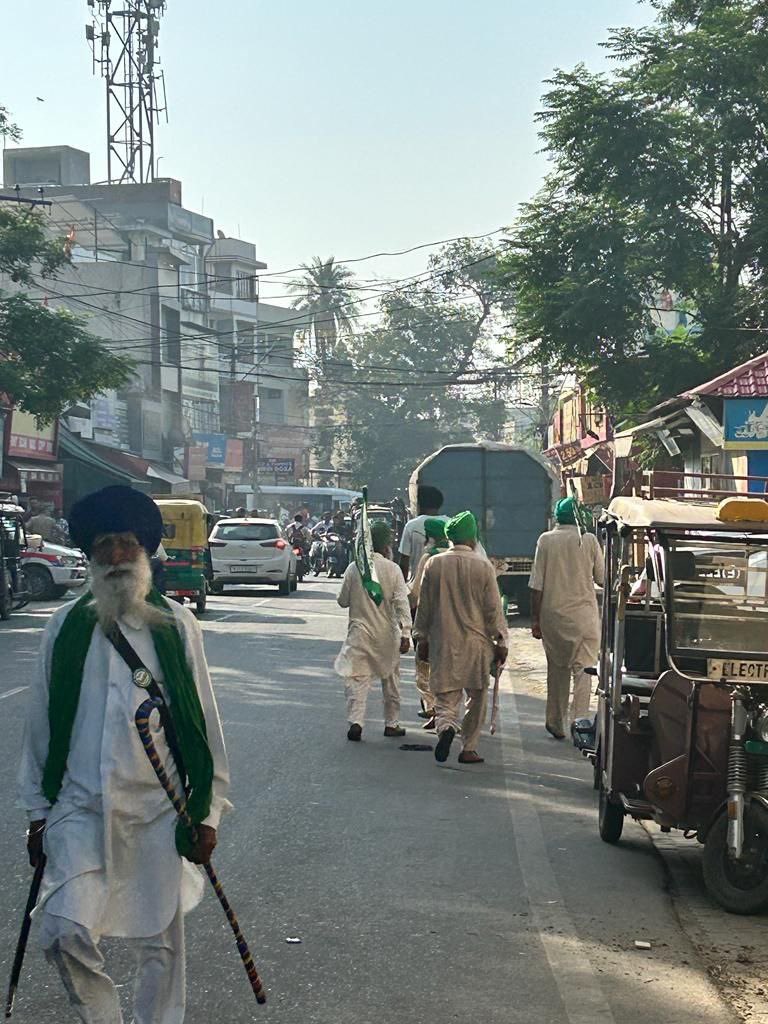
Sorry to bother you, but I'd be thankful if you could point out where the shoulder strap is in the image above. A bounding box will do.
[106,624,189,790]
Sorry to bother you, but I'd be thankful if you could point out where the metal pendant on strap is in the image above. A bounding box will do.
[132,667,154,690]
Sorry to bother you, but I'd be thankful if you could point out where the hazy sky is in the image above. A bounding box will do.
[2,0,650,290]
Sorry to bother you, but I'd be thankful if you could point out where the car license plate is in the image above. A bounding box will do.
[708,658,768,681]
[230,566,259,573]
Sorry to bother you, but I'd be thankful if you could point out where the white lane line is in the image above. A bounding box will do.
[501,681,616,1024]
[215,598,271,621]
[0,686,29,701]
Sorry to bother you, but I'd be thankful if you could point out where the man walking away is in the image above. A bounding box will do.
[398,486,448,580]
[18,485,230,1024]
[528,497,604,740]
[414,511,508,765]
[336,522,411,741]
[408,518,449,730]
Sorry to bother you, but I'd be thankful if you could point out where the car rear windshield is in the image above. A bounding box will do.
[215,523,279,541]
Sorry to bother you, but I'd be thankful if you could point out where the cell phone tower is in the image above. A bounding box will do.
[85,0,168,184]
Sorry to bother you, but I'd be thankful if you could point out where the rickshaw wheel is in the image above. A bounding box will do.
[703,804,768,914]
[598,783,624,844]
[0,566,11,621]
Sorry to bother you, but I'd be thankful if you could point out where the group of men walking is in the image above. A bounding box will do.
[334,487,509,765]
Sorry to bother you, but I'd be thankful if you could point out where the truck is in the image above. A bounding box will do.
[408,442,560,615]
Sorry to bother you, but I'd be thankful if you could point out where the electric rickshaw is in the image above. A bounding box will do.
[154,499,211,615]
[593,495,768,913]
[0,500,30,619]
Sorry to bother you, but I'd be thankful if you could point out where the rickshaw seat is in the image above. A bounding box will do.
[621,674,657,696]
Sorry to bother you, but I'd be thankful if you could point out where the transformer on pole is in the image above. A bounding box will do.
[86,0,168,184]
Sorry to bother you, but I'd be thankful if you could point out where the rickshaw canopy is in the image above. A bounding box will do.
[155,499,210,549]
[605,496,768,532]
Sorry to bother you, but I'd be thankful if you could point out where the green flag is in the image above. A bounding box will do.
[354,486,383,605]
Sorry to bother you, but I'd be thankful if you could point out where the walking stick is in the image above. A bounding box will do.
[5,855,46,1019]
[134,699,267,1006]
[490,661,501,736]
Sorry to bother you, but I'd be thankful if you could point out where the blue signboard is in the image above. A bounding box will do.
[723,399,768,450]
[192,431,227,464]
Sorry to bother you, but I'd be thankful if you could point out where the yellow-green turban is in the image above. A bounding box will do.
[446,510,478,544]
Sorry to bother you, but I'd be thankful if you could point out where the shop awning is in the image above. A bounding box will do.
[147,464,191,492]
[7,459,62,482]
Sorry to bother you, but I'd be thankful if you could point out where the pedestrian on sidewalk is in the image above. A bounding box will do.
[528,496,604,740]
[17,485,231,1024]
[336,521,412,742]
[414,511,508,765]
[408,517,450,730]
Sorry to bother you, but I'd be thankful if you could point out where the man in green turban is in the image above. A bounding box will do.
[335,520,412,741]
[414,511,508,765]
[529,496,604,739]
[408,518,450,728]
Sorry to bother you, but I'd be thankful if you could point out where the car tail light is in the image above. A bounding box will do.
[261,538,287,550]
[293,547,302,556]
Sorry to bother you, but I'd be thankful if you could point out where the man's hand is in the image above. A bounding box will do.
[531,621,543,640]
[417,639,429,662]
[494,643,509,666]
[27,819,46,868]
[399,636,411,655]
[186,824,217,865]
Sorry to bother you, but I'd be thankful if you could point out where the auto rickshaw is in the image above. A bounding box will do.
[154,499,211,615]
[591,494,768,913]
[0,500,30,619]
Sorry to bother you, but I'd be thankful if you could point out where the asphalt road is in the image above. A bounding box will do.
[0,581,740,1024]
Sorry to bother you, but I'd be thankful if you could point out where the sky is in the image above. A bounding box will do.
[2,0,651,294]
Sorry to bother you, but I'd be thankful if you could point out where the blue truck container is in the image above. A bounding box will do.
[408,442,560,615]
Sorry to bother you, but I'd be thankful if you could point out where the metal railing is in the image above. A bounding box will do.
[641,470,768,501]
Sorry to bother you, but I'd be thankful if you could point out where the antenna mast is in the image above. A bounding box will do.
[86,0,168,184]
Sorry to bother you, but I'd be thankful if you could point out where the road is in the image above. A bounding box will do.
[0,581,744,1024]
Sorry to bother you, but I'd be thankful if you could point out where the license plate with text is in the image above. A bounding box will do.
[708,659,768,681]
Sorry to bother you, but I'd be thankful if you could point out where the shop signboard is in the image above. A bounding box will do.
[724,398,768,450]
[184,446,208,482]
[225,439,244,472]
[258,457,295,476]
[8,409,56,460]
[192,431,227,465]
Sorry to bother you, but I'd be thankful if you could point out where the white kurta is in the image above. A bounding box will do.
[334,554,411,679]
[18,599,231,940]
[528,524,604,667]
[413,547,508,694]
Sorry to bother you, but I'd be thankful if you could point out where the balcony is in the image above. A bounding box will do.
[179,287,210,314]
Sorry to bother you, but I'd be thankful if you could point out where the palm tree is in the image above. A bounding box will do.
[290,257,359,362]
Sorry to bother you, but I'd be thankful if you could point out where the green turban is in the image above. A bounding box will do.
[446,510,478,545]
[370,520,393,552]
[554,497,577,525]
[424,517,447,541]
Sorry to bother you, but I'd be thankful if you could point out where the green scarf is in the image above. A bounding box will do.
[43,589,214,857]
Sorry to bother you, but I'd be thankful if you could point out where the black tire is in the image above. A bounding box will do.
[51,584,69,599]
[599,783,624,844]
[211,581,223,595]
[278,577,291,596]
[703,804,768,914]
[196,592,207,615]
[24,564,55,601]
[290,574,298,592]
[0,565,11,621]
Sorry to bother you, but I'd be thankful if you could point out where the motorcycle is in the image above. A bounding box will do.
[326,532,350,579]
[293,544,310,581]
[309,537,326,576]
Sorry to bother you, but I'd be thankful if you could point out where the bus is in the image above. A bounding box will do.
[233,485,362,518]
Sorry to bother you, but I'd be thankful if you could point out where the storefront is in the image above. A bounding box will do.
[1,409,63,511]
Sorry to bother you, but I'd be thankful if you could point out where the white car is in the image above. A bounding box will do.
[208,518,298,595]
[21,540,89,601]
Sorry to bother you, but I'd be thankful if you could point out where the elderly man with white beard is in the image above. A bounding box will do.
[17,485,230,1024]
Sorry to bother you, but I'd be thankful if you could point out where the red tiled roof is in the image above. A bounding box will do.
[685,351,768,398]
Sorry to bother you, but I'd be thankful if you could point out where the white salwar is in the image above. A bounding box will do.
[335,553,411,728]
[18,599,231,1024]
[528,524,604,734]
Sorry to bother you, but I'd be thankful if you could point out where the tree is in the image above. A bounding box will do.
[289,256,359,361]
[0,108,133,421]
[326,241,508,495]
[501,0,768,418]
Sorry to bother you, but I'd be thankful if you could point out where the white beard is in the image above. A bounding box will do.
[89,550,170,632]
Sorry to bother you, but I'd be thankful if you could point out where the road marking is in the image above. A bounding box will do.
[0,686,28,701]
[501,682,616,1024]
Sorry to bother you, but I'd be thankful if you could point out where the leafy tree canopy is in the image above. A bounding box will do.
[0,109,133,422]
[324,241,507,496]
[500,0,768,418]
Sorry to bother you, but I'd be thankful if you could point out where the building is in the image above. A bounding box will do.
[544,386,614,506]
[1,145,311,511]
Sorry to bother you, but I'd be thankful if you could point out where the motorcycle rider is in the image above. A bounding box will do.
[312,511,334,538]
[288,513,312,549]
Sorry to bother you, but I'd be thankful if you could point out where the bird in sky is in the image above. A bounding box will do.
[36,96,45,102]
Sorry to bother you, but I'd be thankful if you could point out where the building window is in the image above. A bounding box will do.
[234,272,256,301]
